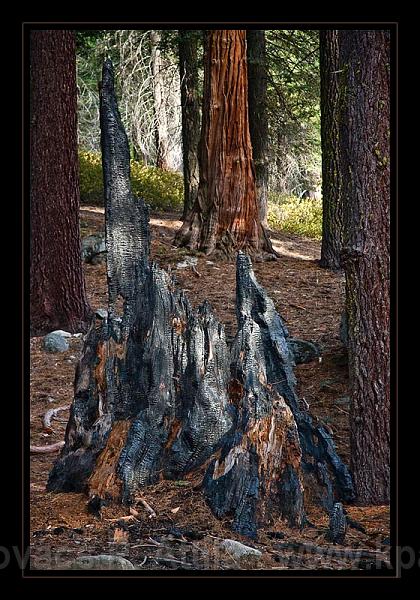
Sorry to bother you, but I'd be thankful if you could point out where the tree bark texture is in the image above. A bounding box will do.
[178,30,201,219]
[247,30,269,228]
[175,30,274,257]
[30,30,91,335]
[150,30,171,171]
[338,30,390,504]
[319,30,343,271]
[48,59,354,539]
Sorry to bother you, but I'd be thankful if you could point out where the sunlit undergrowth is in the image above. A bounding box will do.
[79,150,322,240]
[79,149,184,211]
[268,192,322,240]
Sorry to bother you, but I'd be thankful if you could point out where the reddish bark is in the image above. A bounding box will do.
[30,30,91,335]
[175,30,274,256]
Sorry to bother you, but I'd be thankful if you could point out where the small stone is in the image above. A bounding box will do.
[43,332,69,353]
[72,333,83,339]
[288,338,321,364]
[220,539,262,560]
[95,309,108,319]
[70,555,135,570]
[176,256,198,269]
[50,330,72,338]
[81,233,106,263]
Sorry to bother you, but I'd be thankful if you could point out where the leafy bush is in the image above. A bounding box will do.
[267,192,323,240]
[79,149,184,211]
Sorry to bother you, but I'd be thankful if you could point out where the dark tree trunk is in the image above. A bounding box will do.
[247,30,269,228]
[175,30,274,257]
[48,59,353,539]
[338,30,390,504]
[150,30,171,171]
[30,30,91,336]
[178,30,201,220]
[319,30,343,271]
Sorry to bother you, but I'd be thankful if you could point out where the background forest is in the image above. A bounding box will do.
[29,27,391,572]
[76,29,322,237]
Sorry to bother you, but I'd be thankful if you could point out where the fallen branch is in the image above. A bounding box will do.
[137,496,157,518]
[43,405,70,431]
[154,556,192,567]
[191,265,201,278]
[30,441,65,454]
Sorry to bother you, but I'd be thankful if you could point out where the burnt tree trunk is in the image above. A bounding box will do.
[175,30,274,257]
[338,30,390,504]
[48,59,353,539]
[178,30,201,220]
[247,30,269,228]
[319,30,343,271]
[30,30,91,335]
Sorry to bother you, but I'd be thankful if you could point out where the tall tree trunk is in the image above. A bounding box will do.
[247,30,269,228]
[319,30,343,271]
[48,59,354,540]
[30,30,91,336]
[178,30,201,220]
[339,30,390,504]
[150,30,171,171]
[175,30,275,257]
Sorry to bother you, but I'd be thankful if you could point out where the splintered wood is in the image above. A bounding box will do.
[88,420,131,501]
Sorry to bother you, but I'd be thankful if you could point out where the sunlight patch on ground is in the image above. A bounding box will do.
[271,238,318,261]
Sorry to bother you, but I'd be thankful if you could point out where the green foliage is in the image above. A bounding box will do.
[79,149,184,211]
[267,192,323,240]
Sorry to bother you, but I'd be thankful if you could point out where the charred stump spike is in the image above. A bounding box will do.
[48,59,353,540]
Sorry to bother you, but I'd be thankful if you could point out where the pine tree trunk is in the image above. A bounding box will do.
[178,30,201,220]
[175,30,274,257]
[247,30,269,228]
[339,30,390,504]
[48,59,354,539]
[30,30,91,336]
[150,30,171,171]
[319,30,343,271]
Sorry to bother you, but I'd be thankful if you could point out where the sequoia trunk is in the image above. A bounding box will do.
[175,30,274,256]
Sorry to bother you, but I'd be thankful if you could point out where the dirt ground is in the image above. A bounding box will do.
[29,207,390,572]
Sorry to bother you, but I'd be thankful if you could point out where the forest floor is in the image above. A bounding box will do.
[29,207,390,572]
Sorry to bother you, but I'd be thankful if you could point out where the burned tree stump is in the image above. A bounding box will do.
[47,59,353,539]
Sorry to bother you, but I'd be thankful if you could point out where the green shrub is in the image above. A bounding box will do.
[78,149,184,211]
[268,192,323,240]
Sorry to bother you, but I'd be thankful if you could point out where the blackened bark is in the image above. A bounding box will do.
[30,30,91,335]
[247,30,269,228]
[178,30,201,219]
[319,30,343,270]
[339,30,390,504]
[175,30,275,257]
[48,59,353,539]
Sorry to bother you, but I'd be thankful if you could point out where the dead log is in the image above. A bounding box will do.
[31,441,65,454]
[47,59,353,539]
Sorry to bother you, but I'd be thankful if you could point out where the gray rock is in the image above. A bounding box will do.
[50,330,72,338]
[95,308,108,319]
[81,233,106,264]
[70,555,135,570]
[288,338,321,364]
[220,539,262,560]
[176,256,198,269]
[43,332,69,353]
